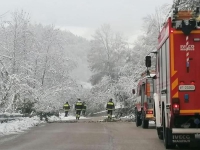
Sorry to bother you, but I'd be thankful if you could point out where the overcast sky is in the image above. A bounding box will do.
[0,0,172,43]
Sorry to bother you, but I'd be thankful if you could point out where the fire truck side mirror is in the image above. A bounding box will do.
[145,56,151,67]
[132,89,135,94]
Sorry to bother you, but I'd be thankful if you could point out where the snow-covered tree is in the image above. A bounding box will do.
[0,10,90,114]
[174,0,200,10]
[86,4,171,113]
[88,24,128,85]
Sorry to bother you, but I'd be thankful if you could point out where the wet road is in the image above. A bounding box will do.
[0,117,199,150]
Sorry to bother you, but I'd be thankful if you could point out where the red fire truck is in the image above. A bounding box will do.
[148,7,200,149]
[134,71,156,129]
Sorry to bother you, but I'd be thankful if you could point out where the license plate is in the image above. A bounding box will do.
[179,85,195,91]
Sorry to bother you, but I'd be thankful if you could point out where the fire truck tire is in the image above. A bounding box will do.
[142,119,149,129]
[163,111,176,149]
[156,127,163,140]
[136,112,142,127]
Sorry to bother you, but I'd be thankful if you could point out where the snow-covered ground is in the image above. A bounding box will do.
[0,116,42,137]
[48,113,89,122]
[120,114,135,120]
[0,113,89,137]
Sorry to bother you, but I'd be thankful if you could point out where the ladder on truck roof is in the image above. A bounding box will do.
[172,1,200,35]
[163,0,200,34]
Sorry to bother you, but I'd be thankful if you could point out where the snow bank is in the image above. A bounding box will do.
[0,113,90,136]
[0,116,41,136]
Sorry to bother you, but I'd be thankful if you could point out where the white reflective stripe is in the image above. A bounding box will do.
[172,128,200,134]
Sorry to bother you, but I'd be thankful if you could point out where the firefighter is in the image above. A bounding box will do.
[82,101,87,116]
[106,98,115,120]
[75,99,83,120]
[63,102,70,117]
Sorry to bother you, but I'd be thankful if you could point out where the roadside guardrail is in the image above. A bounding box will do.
[0,113,23,123]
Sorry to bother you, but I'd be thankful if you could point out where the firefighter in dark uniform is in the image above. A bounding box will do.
[82,102,87,116]
[106,98,115,119]
[75,99,83,120]
[63,102,70,117]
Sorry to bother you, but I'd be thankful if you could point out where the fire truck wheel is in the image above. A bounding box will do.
[142,118,149,129]
[156,127,163,140]
[163,111,176,149]
[136,112,142,127]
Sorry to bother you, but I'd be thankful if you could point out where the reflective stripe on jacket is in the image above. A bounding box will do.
[63,104,70,110]
[106,102,115,110]
[82,105,87,110]
[75,102,83,110]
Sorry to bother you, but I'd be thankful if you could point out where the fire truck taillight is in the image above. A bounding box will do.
[180,81,184,85]
[190,81,195,85]
[172,98,180,115]
[173,104,180,115]
[147,111,153,114]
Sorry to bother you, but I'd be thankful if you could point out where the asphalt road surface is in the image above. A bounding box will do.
[0,117,199,150]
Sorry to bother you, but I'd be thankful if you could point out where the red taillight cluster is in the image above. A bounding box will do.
[190,81,195,85]
[173,104,179,108]
[179,81,195,85]
[173,103,180,113]
[147,111,153,114]
[172,98,180,115]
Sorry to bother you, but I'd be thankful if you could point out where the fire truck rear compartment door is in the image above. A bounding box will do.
[146,79,154,109]
[174,33,200,110]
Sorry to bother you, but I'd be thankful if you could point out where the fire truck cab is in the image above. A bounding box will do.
[149,7,200,149]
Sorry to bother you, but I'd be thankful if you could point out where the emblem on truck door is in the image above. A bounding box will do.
[180,45,195,51]
[172,134,191,143]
